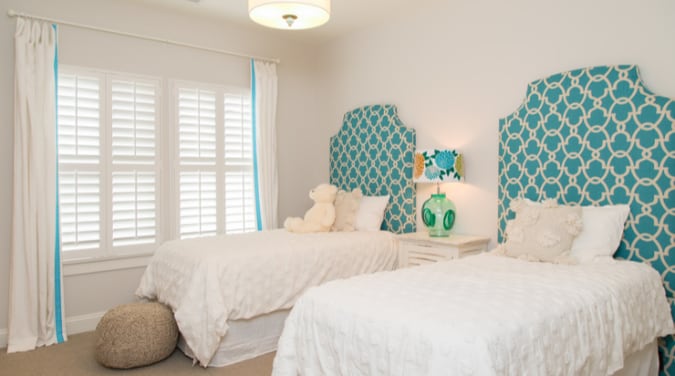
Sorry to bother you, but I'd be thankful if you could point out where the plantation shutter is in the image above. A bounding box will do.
[57,68,160,257]
[178,88,217,238]
[57,73,102,251]
[224,93,256,233]
[174,84,256,239]
[110,79,158,247]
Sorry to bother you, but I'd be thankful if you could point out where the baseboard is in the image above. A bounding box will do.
[65,311,107,335]
[0,311,106,349]
[0,328,6,349]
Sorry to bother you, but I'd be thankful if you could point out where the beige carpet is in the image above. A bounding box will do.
[0,331,274,376]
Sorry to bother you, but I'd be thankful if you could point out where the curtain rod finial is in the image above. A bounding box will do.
[7,9,17,17]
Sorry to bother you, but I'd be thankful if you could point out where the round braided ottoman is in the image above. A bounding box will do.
[95,302,178,369]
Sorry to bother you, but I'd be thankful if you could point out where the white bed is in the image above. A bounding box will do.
[272,65,675,374]
[136,229,399,366]
[136,104,418,367]
[273,253,674,375]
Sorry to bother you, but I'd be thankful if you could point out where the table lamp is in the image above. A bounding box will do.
[414,149,464,237]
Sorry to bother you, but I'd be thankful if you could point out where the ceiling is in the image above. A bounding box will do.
[135,0,418,42]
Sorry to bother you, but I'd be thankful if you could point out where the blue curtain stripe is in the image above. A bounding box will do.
[52,23,64,344]
[498,65,675,375]
[250,60,262,231]
[329,104,416,234]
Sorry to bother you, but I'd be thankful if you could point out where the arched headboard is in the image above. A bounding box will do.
[498,65,675,373]
[330,104,416,234]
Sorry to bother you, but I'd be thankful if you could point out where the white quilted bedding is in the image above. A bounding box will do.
[135,229,398,367]
[273,253,674,376]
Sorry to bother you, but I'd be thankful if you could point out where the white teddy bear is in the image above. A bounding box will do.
[284,183,338,233]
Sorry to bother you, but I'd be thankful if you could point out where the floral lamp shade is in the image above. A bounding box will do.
[414,149,463,237]
[414,149,464,183]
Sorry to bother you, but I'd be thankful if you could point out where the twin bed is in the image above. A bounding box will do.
[135,230,400,366]
[138,65,675,375]
[272,65,675,375]
[136,104,416,367]
[274,254,670,375]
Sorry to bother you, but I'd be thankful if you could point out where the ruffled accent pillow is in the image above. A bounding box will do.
[499,198,583,264]
[520,199,630,262]
[331,188,363,232]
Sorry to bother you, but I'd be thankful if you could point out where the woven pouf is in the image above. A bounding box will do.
[95,302,178,369]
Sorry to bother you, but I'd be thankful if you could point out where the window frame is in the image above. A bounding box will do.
[56,67,255,270]
[57,65,163,262]
[169,79,255,240]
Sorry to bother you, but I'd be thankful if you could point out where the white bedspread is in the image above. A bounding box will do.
[135,229,398,367]
[273,253,674,376]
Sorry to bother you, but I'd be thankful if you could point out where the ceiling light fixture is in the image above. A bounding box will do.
[248,0,330,30]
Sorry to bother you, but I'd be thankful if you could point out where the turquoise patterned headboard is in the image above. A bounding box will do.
[330,104,416,234]
[498,65,675,374]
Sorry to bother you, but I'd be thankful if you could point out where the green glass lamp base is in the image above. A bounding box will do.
[421,193,456,237]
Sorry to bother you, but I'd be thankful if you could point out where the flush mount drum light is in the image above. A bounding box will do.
[248,0,330,30]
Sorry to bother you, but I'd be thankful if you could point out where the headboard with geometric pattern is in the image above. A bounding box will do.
[498,65,675,374]
[330,104,416,234]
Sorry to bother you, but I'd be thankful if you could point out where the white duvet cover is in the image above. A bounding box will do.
[136,229,398,366]
[273,253,674,376]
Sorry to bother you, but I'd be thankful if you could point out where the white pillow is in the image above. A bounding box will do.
[354,195,389,231]
[570,204,630,262]
[331,188,363,232]
[502,201,582,264]
[521,199,630,263]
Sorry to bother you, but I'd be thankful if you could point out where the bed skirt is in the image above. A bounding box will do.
[178,309,290,367]
[613,340,658,376]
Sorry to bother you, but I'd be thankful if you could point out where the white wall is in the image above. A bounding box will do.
[0,0,324,343]
[315,0,675,244]
[2,0,674,347]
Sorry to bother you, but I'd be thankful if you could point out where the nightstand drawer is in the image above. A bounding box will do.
[397,232,490,268]
[407,251,448,263]
[404,244,457,260]
[460,249,483,258]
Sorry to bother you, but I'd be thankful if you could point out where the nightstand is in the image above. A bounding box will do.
[397,232,490,267]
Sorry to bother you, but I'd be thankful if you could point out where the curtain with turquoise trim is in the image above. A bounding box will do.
[9,18,66,352]
[250,59,279,230]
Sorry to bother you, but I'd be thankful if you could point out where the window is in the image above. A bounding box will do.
[57,67,160,259]
[223,93,256,233]
[173,82,256,239]
[110,79,158,247]
[56,68,256,261]
[58,72,102,254]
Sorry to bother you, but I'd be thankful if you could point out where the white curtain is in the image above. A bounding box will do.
[251,60,279,230]
[9,17,66,352]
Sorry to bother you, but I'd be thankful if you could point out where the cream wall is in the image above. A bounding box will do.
[315,0,675,244]
[2,0,674,348]
[0,0,323,342]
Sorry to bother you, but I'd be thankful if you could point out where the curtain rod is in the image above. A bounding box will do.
[6,9,281,64]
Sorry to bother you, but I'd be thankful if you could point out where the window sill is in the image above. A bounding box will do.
[63,252,154,277]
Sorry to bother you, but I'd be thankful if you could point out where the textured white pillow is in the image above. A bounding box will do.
[331,188,363,232]
[570,205,630,262]
[354,195,389,231]
[521,199,630,263]
[502,199,583,264]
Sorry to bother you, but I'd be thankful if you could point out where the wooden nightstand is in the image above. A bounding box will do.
[397,232,490,267]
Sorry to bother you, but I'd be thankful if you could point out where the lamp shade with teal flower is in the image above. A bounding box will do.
[414,149,464,237]
[414,149,464,183]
